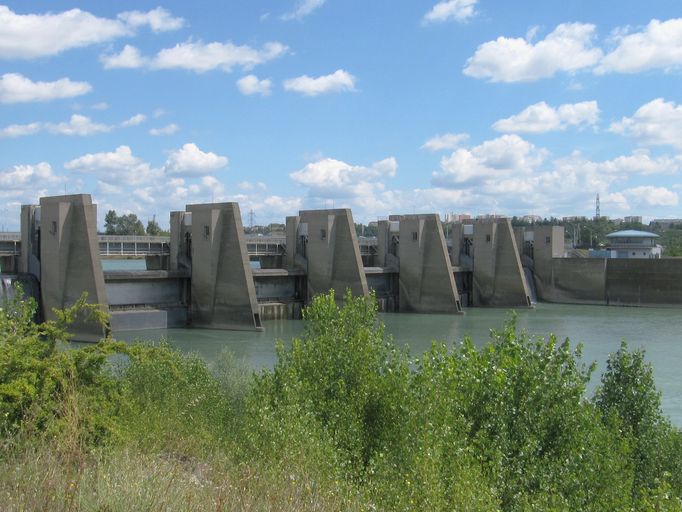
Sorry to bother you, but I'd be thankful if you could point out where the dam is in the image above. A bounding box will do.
[1,194,681,340]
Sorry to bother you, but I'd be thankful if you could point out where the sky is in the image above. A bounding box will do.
[1,0,682,230]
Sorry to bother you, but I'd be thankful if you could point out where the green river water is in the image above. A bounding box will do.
[102,259,682,425]
[113,303,682,426]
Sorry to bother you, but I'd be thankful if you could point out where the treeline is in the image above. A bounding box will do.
[1,290,681,510]
[103,209,165,236]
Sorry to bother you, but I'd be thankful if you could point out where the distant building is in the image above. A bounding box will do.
[604,230,661,259]
[444,213,471,223]
[651,218,682,230]
[521,215,542,223]
[624,216,643,224]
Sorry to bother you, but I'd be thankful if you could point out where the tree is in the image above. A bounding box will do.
[595,342,675,492]
[104,210,118,235]
[146,218,162,236]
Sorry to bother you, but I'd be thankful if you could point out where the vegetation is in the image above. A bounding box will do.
[1,288,681,511]
[511,216,682,256]
[104,209,166,236]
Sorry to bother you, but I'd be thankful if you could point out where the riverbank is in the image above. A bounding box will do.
[2,291,681,510]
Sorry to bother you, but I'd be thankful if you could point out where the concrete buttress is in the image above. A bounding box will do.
[187,203,262,330]
[39,194,108,341]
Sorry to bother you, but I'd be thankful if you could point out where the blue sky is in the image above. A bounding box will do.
[1,0,682,229]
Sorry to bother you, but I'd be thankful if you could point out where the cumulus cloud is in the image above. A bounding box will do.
[281,0,326,20]
[623,186,678,207]
[65,145,159,185]
[120,113,146,127]
[493,101,600,133]
[164,143,229,176]
[117,7,184,33]
[290,156,396,200]
[609,98,682,149]
[463,23,603,82]
[432,134,547,186]
[421,133,469,152]
[237,74,272,96]
[50,114,111,135]
[0,73,91,104]
[597,18,682,74]
[101,44,147,69]
[0,115,110,138]
[0,162,61,190]
[283,69,356,96]
[0,5,183,60]
[151,41,289,73]
[149,123,179,136]
[423,0,478,24]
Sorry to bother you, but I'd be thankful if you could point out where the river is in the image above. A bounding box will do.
[112,302,682,426]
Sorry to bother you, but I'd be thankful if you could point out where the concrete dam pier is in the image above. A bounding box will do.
[2,194,680,340]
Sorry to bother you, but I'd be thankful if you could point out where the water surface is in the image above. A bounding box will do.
[113,303,682,426]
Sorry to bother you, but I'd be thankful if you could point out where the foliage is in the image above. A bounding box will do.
[595,342,682,493]
[1,287,681,510]
[145,218,162,236]
[104,209,145,235]
[0,286,123,442]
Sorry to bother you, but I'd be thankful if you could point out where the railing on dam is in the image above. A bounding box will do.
[245,236,286,256]
[0,232,380,258]
[99,235,170,256]
[0,232,21,256]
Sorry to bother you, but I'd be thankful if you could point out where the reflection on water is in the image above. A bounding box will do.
[106,303,682,425]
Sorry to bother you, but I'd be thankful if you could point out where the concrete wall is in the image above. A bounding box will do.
[450,223,463,266]
[104,274,186,306]
[109,308,187,331]
[39,195,108,341]
[534,258,607,305]
[606,259,682,306]
[19,205,41,278]
[395,214,462,314]
[169,211,191,272]
[472,219,531,307]
[298,209,369,302]
[187,202,262,330]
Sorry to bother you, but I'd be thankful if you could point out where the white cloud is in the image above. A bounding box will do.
[152,41,289,73]
[0,122,43,138]
[0,5,129,59]
[101,45,147,69]
[49,114,111,136]
[595,150,680,175]
[149,123,179,136]
[0,115,110,138]
[164,143,229,176]
[623,186,678,207]
[290,156,396,198]
[432,134,546,186]
[423,0,477,24]
[0,162,61,190]
[464,23,603,82]
[282,0,326,21]
[237,74,272,96]
[421,133,469,152]
[0,73,91,104]
[65,145,159,185]
[597,18,682,74]
[609,98,682,149]
[493,101,600,133]
[120,113,146,127]
[0,5,182,60]
[283,69,356,96]
[117,7,184,33]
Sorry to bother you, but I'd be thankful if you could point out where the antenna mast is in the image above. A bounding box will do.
[595,193,601,220]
